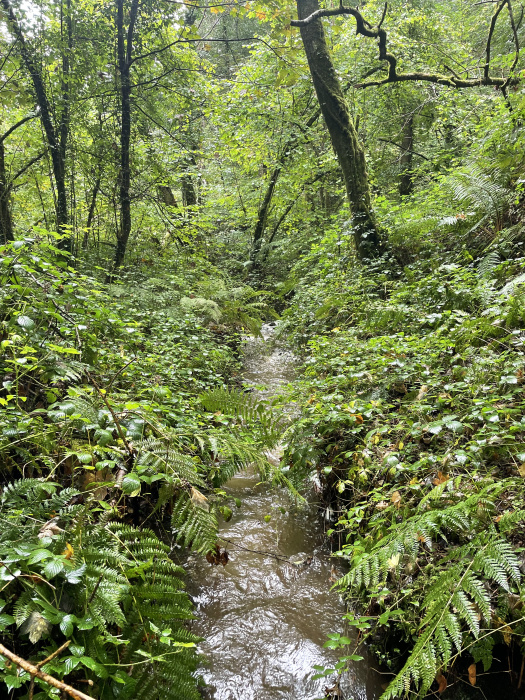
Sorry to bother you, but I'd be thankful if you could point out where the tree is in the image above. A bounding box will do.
[1,0,72,248]
[113,0,140,273]
[293,0,386,260]
[0,115,43,243]
[291,0,521,259]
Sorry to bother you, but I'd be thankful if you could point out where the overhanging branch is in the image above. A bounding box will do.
[290,1,520,90]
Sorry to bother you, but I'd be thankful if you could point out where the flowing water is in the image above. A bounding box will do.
[186,325,382,700]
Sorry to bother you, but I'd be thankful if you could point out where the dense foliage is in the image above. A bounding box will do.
[2,0,525,697]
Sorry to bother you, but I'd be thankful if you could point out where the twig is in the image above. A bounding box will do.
[106,357,136,392]
[29,641,72,699]
[87,574,104,605]
[378,2,388,29]
[0,643,95,700]
[219,537,295,563]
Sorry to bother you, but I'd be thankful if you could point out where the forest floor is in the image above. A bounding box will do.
[1,237,525,699]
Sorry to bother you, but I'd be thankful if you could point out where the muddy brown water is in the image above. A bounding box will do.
[186,326,382,700]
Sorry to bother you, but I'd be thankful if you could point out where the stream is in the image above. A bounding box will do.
[186,325,382,700]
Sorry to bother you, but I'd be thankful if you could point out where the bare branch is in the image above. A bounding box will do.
[0,643,95,700]
[9,151,46,187]
[291,1,520,90]
[377,137,431,161]
[485,0,507,79]
[0,113,37,143]
[504,0,520,87]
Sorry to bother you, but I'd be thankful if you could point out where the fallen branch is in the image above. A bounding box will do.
[0,642,96,700]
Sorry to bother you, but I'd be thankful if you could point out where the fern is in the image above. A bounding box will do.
[135,436,206,487]
[200,386,283,447]
[381,533,520,699]
[171,491,218,554]
[0,480,201,699]
[336,482,522,699]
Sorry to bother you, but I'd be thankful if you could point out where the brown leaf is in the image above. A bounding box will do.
[417,385,429,400]
[38,517,63,539]
[391,491,402,509]
[436,672,447,694]
[20,611,52,644]
[206,543,229,566]
[432,471,450,486]
[190,486,209,512]
[219,550,229,566]
[468,663,477,686]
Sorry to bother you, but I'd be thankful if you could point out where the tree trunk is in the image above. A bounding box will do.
[1,0,70,249]
[82,176,100,248]
[296,0,386,260]
[112,0,139,272]
[250,103,322,264]
[0,141,13,244]
[181,154,198,214]
[399,116,414,196]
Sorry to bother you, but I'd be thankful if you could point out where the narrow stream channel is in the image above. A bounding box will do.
[186,326,381,700]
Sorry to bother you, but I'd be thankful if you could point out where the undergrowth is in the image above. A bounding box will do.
[280,220,525,697]
[0,236,277,698]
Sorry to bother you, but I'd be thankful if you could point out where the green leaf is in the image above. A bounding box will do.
[0,613,15,630]
[121,473,141,496]
[17,315,35,329]
[80,656,109,678]
[43,558,65,579]
[60,614,75,636]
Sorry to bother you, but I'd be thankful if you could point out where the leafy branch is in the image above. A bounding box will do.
[291,1,520,90]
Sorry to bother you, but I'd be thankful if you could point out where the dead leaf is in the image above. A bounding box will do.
[432,471,450,486]
[20,611,52,644]
[518,463,525,477]
[206,543,229,566]
[38,517,63,539]
[391,491,402,509]
[468,663,476,685]
[324,681,343,699]
[417,385,429,400]
[375,501,389,511]
[494,615,513,644]
[436,672,447,694]
[346,412,363,424]
[387,553,400,570]
[190,486,209,512]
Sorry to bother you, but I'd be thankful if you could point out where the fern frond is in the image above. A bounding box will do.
[171,492,218,554]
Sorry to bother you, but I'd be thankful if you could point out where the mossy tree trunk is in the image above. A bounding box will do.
[296,0,386,260]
